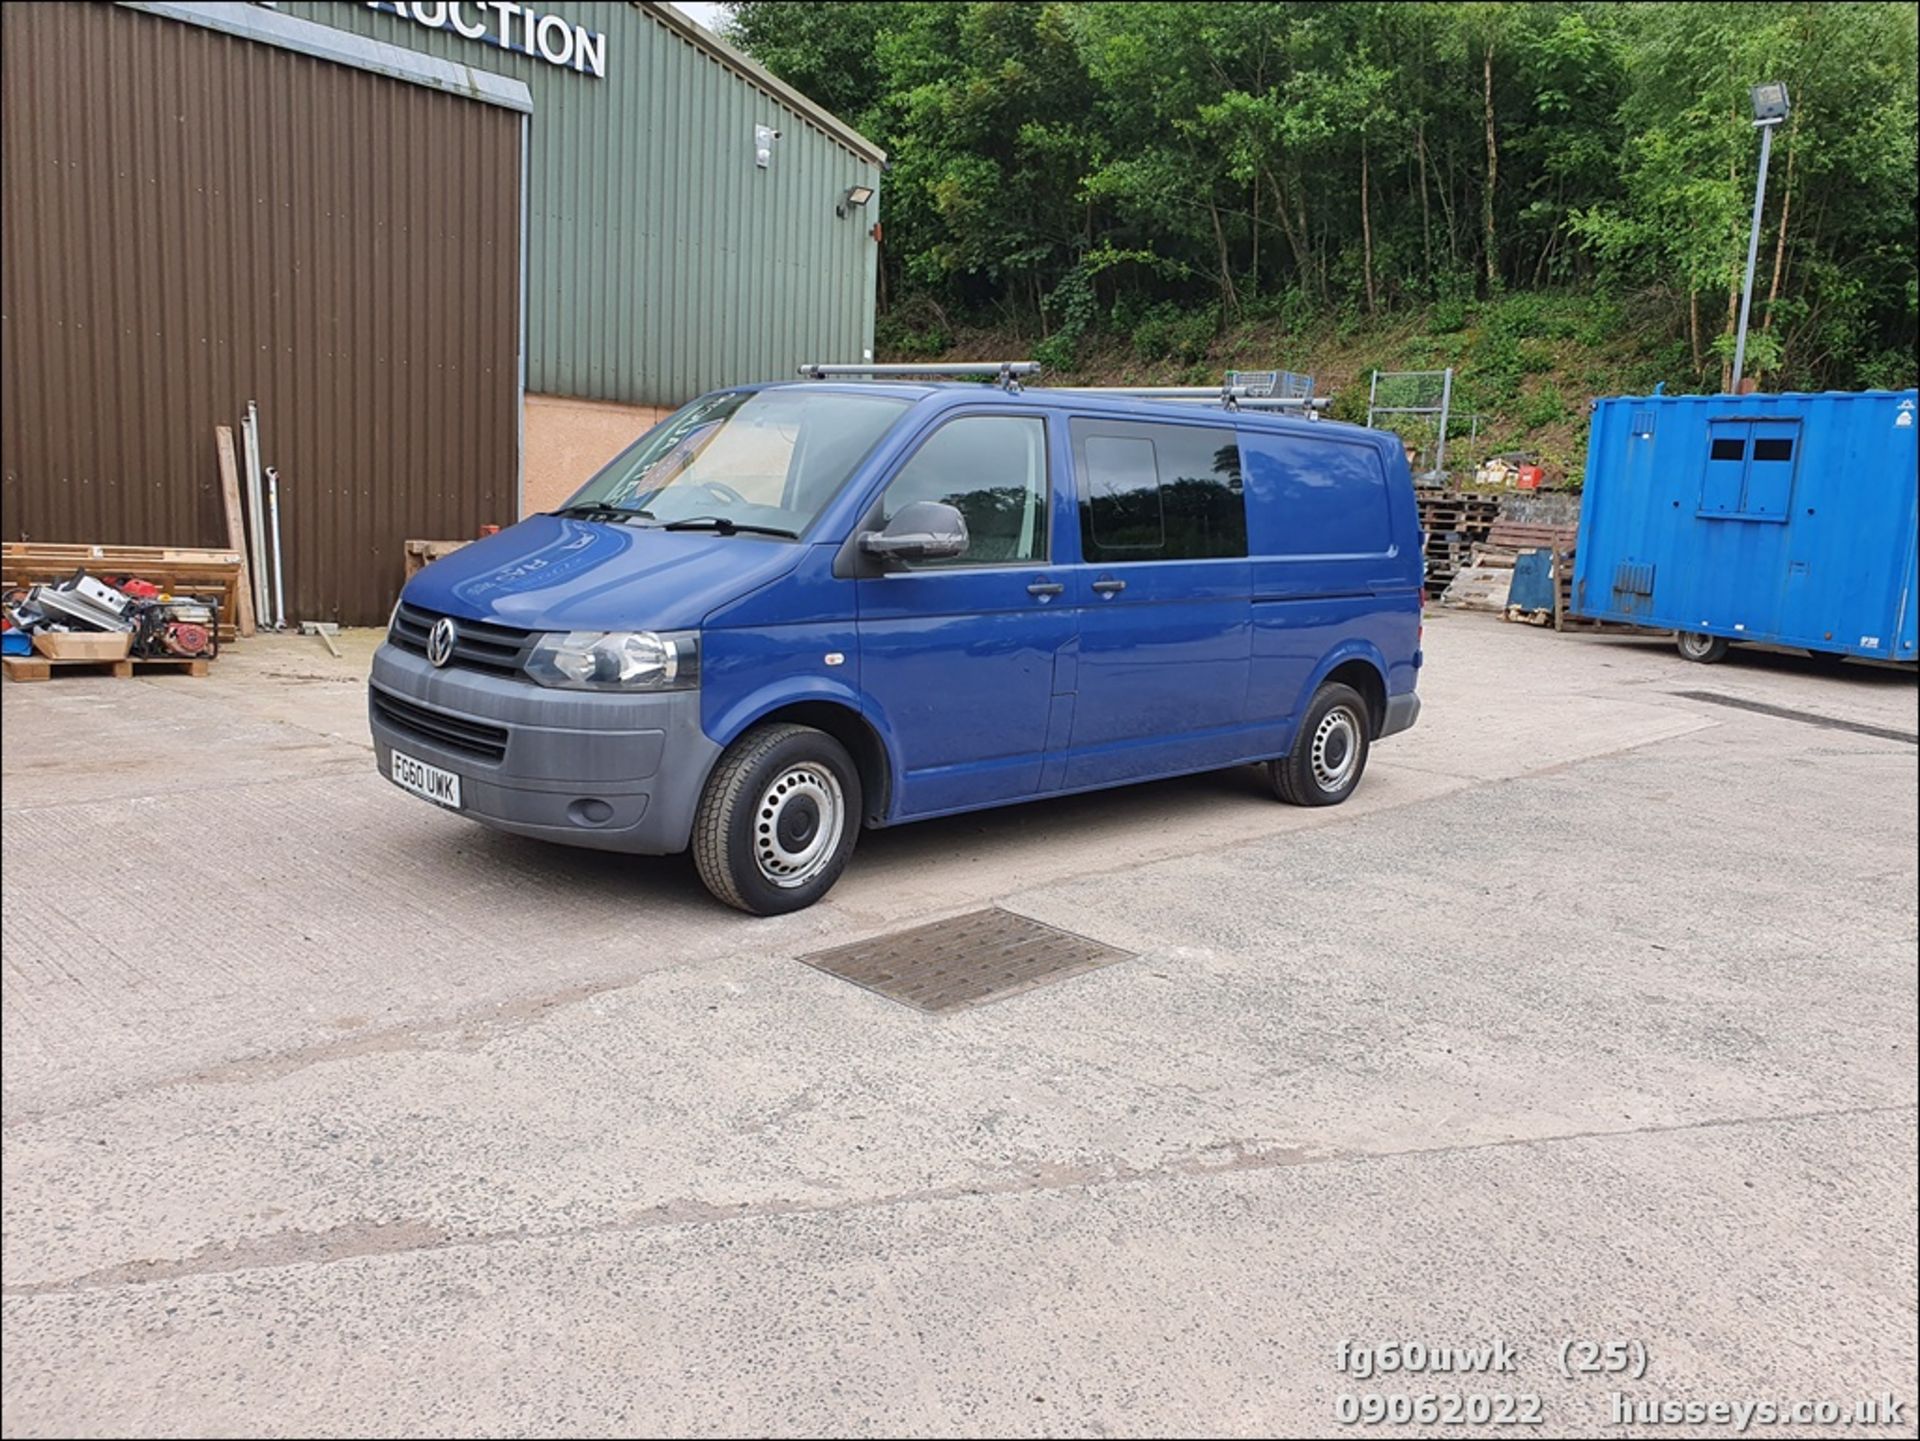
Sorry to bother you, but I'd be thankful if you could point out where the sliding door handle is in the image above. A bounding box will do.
[1091,577,1127,596]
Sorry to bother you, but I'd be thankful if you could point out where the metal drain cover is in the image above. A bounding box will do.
[800,908,1132,1012]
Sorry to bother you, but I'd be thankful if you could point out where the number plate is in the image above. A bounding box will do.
[389,749,462,810]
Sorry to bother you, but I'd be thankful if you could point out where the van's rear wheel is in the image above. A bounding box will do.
[1270,682,1371,807]
[693,724,862,915]
[1677,631,1730,664]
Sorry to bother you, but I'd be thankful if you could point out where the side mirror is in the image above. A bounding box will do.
[859,500,969,563]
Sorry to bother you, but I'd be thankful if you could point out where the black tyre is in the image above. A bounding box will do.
[1677,631,1730,664]
[692,723,862,915]
[1270,682,1372,807]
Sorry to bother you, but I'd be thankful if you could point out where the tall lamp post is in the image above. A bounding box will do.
[1731,82,1790,393]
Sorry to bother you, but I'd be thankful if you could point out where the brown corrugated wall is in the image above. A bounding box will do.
[0,3,521,624]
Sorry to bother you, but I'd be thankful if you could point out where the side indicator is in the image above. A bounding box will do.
[824,652,845,667]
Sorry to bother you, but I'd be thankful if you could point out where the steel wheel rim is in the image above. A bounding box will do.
[753,764,844,888]
[1310,706,1361,791]
[1681,633,1713,658]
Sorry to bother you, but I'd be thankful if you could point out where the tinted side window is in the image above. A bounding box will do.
[881,414,1048,566]
[1072,419,1245,562]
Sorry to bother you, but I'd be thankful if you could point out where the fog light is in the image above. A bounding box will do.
[567,798,615,827]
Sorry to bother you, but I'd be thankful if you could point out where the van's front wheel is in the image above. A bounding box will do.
[693,724,862,915]
[1270,682,1371,807]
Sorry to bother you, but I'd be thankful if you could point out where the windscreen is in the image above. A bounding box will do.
[561,389,911,535]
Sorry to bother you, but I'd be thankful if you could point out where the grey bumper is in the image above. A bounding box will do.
[367,643,721,855]
[1380,691,1421,739]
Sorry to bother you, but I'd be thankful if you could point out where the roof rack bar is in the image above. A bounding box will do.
[1238,397,1331,412]
[798,360,1039,393]
[797,361,1040,378]
[1046,384,1331,415]
[1058,386,1233,398]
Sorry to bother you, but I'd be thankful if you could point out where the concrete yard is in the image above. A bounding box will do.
[2,615,1915,1437]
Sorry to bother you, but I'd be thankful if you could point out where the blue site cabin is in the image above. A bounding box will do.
[368,363,1426,914]
[1573,389,1919,665]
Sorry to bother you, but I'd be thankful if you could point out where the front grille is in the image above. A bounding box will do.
[372,688,509,763]
[390,603,532,677]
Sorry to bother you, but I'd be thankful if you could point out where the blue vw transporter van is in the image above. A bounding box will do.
[370,372,1424,914]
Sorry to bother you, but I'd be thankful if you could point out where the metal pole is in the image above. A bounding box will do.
[1367,369,1380,428]
[1434,367,1453,477]
[265,466,287,629]
[515,112,529,522]
[1731,120,1776,393]
[241,403,270,623]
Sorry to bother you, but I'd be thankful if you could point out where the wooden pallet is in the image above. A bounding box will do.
[1488,519,1579,551]
[404,538,474,578]
[2,654,211,682]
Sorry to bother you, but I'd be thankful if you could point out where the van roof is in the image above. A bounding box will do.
[744,379,1385,444]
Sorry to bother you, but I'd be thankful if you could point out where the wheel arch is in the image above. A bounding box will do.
[711,684,896,826]
[1306,644,1391,738]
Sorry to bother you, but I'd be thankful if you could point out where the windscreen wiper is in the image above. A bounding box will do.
[549,502,655,523]
[659,516,798,538]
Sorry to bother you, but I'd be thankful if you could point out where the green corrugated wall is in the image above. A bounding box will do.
[279,1,880,406]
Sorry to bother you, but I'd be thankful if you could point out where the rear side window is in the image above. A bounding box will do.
[1071,418,1245,562]
[1239,432,1393,557]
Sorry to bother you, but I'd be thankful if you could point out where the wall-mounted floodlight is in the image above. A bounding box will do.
[1732,83,1790,391]
[836,185,875,218]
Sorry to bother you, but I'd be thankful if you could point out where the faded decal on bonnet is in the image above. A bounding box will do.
[451,519,633,603]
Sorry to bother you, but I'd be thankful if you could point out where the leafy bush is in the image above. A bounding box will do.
[874,310,952,360]
[1430,297,1470,334]
[1483,293,1544,341]
[1520,381,1571,430]
[1129,302,1217,363]
[1032,332,1079,374]
[1518,339,1558,375]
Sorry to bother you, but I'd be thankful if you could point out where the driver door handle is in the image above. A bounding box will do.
[1026,580,1064,598]
[1091,577,1127,595]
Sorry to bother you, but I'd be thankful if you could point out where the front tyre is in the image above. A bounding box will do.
[693,723,862,915]
[1677,631,1730,664]
[1270,682,1372,807]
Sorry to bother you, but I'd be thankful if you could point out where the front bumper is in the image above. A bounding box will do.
[367,642,720,854]
[1380,691,1421,738]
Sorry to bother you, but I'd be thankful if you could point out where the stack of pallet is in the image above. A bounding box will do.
[1415,491,1502,599]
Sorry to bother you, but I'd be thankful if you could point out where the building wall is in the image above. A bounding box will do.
[0,2,522,624]
[522,395,669,517]
[280,0,881,406]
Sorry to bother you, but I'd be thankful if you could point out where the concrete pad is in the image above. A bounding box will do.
[3,610,1915,1436]
[3,1109,1911,1438]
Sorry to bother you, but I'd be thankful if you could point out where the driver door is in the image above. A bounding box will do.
[855,412,1076,818]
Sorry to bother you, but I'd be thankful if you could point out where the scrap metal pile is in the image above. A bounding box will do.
[2,570,221,660]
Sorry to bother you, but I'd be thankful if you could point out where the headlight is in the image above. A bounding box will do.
[524,629,700,691]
